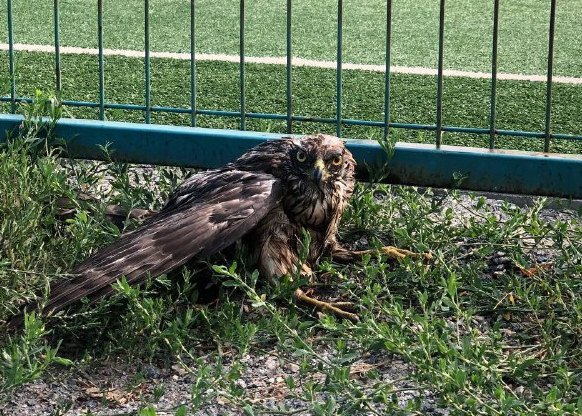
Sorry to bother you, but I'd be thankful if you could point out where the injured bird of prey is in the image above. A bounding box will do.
[9,134,428,327]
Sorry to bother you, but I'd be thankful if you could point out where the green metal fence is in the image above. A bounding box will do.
[1,0,582,198]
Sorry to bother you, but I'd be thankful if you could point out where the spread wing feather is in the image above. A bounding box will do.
[35,169,281,318]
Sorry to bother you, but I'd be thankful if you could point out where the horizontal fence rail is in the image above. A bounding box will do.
[1,0,581,198]
[1,114,581,199]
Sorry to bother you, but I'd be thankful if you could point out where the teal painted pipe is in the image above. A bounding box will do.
[1,115,581,199]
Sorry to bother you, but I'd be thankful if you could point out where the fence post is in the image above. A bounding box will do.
[144,0,151,123]
[286,0,293,134]
[190,0,197,127]
[436,0,446,148]
[98,0,105,120]
[53,0,62,95]
[239,0,246,130]
[336,0,343,137]
[489,0,500,150]
[7,0,16,113]
[383,0,393,140]
[544,0,557,153]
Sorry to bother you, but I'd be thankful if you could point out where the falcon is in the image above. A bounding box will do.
[10,134,422,326]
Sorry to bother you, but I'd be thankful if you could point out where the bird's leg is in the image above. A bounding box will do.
[259,240,358,321]
[294,287,359,322]
[330,243,432,263]
[293,264,359,322]
[295,243,430,323]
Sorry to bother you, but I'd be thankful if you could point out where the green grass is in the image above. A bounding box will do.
[1,0,582,76]
[0,94,581,415]
[1,50,582,154]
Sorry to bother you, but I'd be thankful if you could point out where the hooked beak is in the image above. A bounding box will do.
[312,159,326,186]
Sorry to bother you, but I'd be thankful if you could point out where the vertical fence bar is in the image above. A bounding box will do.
[286,0,292,134]
[97,0,105,120]
[383,0,393,139]
[489,0,500,150]
[53,0,62,96]
[336,0,343,137]
[544,0,556,153]
[7,0,16,113]
[144,0,151,124]
[435,0,446,148]
[239,0,246,130]
[190,0,197,127]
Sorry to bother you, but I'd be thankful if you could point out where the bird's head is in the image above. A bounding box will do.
[231,134,356,228]
[231,133,355,195]
[288,134,355,192]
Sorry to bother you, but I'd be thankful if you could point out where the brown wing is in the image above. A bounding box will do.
[18,169,282,322]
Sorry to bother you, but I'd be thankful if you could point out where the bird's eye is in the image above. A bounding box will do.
[296,150,307,162]
[331,155,343,166]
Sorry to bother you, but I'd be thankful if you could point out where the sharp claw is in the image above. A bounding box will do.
[320,303,360,322]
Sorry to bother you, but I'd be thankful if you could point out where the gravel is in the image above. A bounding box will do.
[1,347,447,415]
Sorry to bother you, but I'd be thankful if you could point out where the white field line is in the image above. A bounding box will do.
[2,42,582,85]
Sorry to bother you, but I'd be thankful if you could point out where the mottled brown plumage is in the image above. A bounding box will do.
[10,134,423,326]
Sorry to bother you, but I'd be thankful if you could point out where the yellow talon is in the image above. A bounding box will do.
[380,246,432,261]
[294,288,359,322]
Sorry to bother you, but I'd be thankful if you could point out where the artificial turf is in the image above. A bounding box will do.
[0,0,581,76]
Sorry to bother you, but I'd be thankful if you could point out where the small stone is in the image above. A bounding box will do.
[236,378,247,389]
[265,357,278,373]
[171,364,187,376]
[286,363,300,373]
[493,256,511,265]
[144,365,161,379]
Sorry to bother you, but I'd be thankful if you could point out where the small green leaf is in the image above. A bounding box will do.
[174,405,187,416]
[52,356,74,366]
[242,404,255,416]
